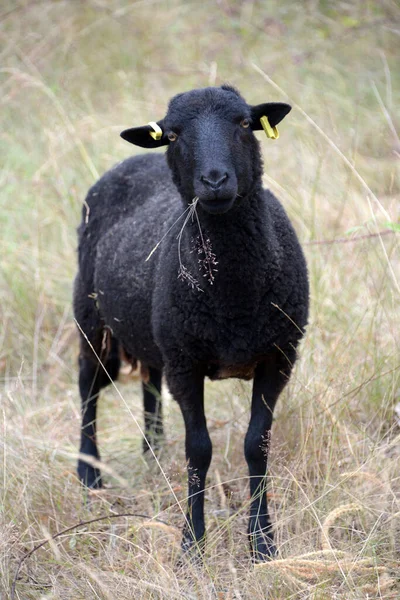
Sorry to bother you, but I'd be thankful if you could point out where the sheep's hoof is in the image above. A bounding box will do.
[142,435,164,457]
[252,544,278,563]
[177,549,203,569]
[77,460,103,490]
[250,532,277,562]
[178,530,205,566]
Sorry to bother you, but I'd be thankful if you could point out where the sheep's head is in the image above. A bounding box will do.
[121,86,291,215]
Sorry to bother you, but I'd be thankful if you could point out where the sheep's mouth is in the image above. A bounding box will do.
[198,196,236,215]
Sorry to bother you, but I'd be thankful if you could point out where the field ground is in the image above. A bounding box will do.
[1,1,399,598]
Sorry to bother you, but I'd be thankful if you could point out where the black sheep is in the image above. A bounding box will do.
[73,85,309,561]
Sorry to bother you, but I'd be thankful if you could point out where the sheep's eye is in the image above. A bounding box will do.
[168,131,178,142]
[240,118,250,129]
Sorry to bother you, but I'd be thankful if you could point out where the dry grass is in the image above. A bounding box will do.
[1,0,399,598]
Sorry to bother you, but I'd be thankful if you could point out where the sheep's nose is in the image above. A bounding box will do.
[200,172,228,191]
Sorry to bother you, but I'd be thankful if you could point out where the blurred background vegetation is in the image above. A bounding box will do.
[1,1,399,598]
[1,0,399,371]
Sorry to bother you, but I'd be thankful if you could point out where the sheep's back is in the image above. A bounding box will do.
[77,153,176,288]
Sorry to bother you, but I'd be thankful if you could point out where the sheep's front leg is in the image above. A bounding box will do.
[166,365,212,556]
[245,350,295,561]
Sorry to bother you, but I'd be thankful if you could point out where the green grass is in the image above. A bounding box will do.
[1,1,399,598]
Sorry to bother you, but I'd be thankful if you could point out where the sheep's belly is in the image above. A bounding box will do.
[206,361,256,381]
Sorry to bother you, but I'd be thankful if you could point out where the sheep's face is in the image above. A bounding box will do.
[121,86,291,215]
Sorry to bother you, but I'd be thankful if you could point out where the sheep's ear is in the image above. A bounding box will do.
[250,103,292,130]
[120,120,169,148]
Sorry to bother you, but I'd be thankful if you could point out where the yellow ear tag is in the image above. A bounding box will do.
[148,121,162,141]
[260,116,279,140]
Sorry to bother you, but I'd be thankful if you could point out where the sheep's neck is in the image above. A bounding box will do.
[184,191,278,289]
[198,191,272,247]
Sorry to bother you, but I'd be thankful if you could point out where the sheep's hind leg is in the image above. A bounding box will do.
[77,336,120,489]
[245,348,296,561]
[142,366,163,454]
